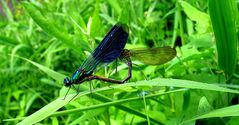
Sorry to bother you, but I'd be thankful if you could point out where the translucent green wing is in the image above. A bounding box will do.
[129,46,176,65]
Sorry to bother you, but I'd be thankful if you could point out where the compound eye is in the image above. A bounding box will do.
[63,77,71,86]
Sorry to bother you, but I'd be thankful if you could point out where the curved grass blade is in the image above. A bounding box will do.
[129,46,176,65]
[180,104,239,125]
[16,78,239,124]
[208,0,238,77]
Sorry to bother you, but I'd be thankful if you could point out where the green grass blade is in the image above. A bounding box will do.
[17,77,239,124]
[69,109,105,125]
[119,0,129,24]
[107,0,122,15]
[51,89,185,117]
[14,55,65,83]
[88,1,103,38]
[181,104,239,125]
[16,85,162,124]
[16,96,70,125]
[208,0,238,77]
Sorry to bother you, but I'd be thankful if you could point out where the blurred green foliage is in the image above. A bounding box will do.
[0,0,238,124]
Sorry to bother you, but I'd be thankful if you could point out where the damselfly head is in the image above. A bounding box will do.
[64,77,73,87]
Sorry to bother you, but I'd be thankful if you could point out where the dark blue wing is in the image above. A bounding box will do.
[92,24,129,63]
[79,24,129,74]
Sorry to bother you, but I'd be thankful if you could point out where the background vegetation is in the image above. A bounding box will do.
[0,0,238,124]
